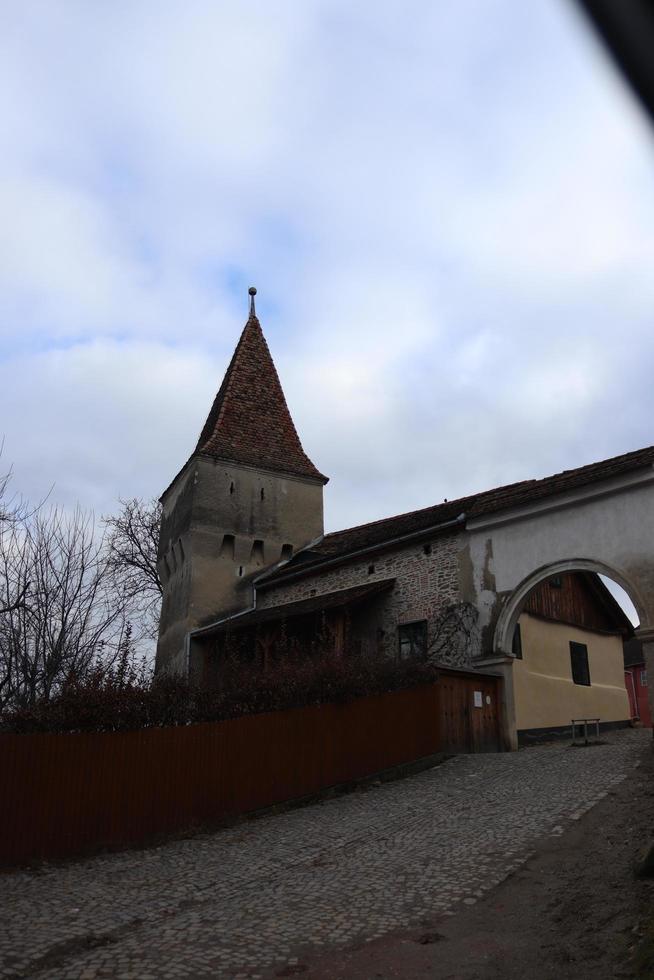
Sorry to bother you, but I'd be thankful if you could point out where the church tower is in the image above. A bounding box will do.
[155,289,328,676]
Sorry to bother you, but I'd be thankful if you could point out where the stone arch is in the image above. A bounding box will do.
[493,557,650,657]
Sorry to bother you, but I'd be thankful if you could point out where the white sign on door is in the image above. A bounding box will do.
[473,690,483,708]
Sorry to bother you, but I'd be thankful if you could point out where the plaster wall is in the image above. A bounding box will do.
[513,612,630,731]
[462,475,654,654]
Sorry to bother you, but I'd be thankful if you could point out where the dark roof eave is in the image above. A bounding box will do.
[195,451,329,485]
[160,451,328,503]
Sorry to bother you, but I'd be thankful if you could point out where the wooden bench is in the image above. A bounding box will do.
[571,718,601,745]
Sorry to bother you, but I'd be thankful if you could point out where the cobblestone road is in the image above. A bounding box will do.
[1,729,647,980]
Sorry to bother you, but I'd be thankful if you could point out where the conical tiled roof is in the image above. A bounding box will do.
[195,314,328,483]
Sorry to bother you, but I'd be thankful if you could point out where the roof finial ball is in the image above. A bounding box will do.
[248,285,257,317]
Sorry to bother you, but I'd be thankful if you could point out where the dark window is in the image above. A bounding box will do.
[512,622,523,659]
[281,543,293,561]
[250,539,265,565]
[570,641,590,686]
[368,564,375,574]
[260,487,265,500]
[398,621,428,661]
[220,534,235,559]
[641,670,648,687]
[423,543,432,556]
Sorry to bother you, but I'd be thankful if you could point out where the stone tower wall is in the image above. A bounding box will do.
[155,455,325,676]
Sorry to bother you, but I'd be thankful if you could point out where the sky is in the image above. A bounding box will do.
[1,0,654,570]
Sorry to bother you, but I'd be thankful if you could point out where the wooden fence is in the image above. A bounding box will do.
[0,671,503,867]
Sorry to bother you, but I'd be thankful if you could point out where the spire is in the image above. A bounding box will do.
[195,290,328,483]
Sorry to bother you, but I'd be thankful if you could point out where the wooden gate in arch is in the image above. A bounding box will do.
[438,668,503,753]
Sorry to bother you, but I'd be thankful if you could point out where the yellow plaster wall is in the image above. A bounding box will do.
[514,613,630,731]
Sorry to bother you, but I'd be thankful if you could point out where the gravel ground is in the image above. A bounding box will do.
[296,730,654,980]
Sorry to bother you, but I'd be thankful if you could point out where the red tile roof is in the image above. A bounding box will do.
[196,314,327,483]
[261,444,654,582]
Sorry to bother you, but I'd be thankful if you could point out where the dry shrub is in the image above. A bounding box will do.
[1,651,438,734]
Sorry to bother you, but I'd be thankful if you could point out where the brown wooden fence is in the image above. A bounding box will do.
[0,672,503,867]
[0,684,439,866]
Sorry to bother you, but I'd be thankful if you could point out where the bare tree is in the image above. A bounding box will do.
[427,602,479,668]
[0,506,130,709]
[103,497,163,641]
[0,454,31,617]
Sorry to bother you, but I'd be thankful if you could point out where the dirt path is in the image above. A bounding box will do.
[284,739,654,980]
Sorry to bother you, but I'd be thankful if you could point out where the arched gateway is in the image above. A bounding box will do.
[157,299,654,751]
[463,455,654,747]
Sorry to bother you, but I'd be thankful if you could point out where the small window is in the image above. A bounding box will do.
[260,487,265,501]
[423,543,432,556]
[229,481,235,495]
[220,534,235,559]
[250,539,265,565]
[368,564,375,575]
[281,543,293,561]
[398,621,428,661]
[570,641,590,686]
[238,566,243,577]
[512,623,523,659]
[641,670,648,687]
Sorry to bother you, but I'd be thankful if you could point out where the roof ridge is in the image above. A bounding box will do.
[194,310,328,483]
[322,443,654,542]
[209,314,258,444]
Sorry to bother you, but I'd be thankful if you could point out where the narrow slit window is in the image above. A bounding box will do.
[229,482,235,495]
[281,543,293,561]
[368,564,375,575]
[220,534,235,559]
[250,540,265,565]
[260,487,265,501]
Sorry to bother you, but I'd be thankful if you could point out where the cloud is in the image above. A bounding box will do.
[1,0,653,554]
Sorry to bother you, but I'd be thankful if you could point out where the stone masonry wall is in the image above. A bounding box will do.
[256,531,474,667]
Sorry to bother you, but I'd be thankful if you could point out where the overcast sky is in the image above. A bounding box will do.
[2,0,654,553]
